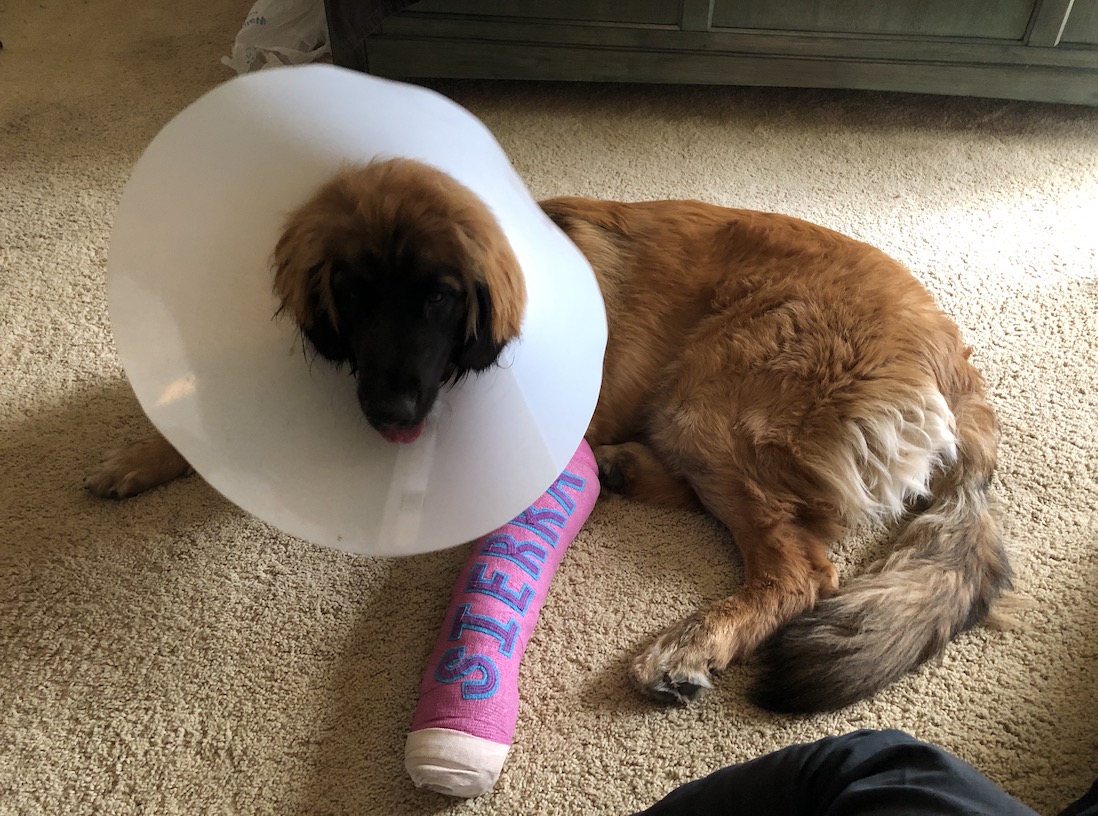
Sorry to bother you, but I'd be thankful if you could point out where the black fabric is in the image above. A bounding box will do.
[632,730,1040,816]
[1060,777,1098,816]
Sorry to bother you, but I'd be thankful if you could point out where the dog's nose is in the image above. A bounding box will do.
[363,394,420,429]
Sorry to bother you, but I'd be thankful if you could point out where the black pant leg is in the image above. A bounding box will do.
[632,729,1038,816]
[1059,777,1098,816]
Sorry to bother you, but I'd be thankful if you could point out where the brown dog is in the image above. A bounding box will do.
[87,158,1014,712]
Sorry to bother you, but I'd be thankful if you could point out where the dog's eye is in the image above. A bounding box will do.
[425,289,455,312]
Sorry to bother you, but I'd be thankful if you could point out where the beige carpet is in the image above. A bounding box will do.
[2,1,1097,813]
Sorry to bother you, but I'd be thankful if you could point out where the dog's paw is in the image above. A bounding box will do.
[84,436,191,499]
[631,616,718,704]
[593,444,635,495]
[84,452,163,499]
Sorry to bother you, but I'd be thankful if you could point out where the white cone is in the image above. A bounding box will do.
[107,65,606,556]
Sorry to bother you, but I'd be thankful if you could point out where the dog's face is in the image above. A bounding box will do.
[272,159,526,443]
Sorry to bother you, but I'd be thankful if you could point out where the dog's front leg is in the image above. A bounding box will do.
[84,431,192,498]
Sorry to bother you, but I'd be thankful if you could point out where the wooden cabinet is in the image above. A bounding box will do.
[327,0,1098,105]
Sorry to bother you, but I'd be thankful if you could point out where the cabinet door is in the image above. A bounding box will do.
[711,0,1037,40]
[1062,3,1098,45]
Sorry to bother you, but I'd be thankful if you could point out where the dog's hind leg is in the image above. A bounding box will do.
[593,441,703,512]
[84,431,193,499]
[631,482,838,703]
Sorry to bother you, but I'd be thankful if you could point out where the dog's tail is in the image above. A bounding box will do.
[750,393,1015,713]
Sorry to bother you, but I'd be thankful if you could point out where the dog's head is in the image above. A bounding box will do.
[272,158,526,443]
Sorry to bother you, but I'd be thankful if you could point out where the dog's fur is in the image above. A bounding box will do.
[87,158,1014,713]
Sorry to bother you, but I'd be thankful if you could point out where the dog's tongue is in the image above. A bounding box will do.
[379,421,426,445]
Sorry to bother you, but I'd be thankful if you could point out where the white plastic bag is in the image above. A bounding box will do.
[221,0,331,74]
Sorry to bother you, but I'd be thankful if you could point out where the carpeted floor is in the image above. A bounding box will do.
[2,1,1097,814]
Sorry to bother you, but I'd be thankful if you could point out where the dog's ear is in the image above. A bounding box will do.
[273,245,352,365]
[451,205,527,372]
[463,225,525,347]
[271,183,356,365]
[454,282,508,373]
[297,273,352,365]
[273,217,325,330]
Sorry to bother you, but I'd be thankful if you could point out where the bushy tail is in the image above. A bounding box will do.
[750,396,1015,713]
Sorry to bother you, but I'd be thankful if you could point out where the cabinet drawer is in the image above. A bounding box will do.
[407,0,683,26]
[711,0,1036,40]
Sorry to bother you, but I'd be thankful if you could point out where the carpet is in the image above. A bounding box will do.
[1,1,1096,813]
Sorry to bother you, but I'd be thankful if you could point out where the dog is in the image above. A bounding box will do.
[87,157,1015,713]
